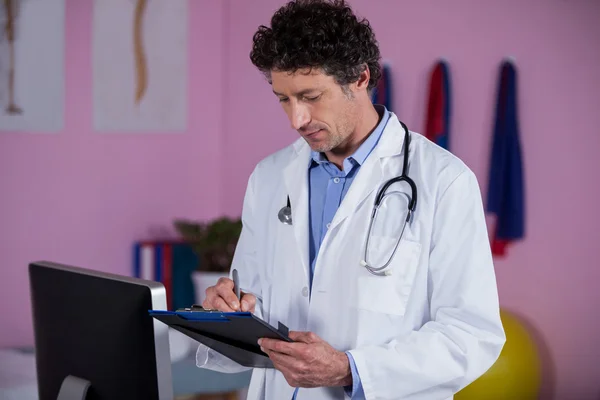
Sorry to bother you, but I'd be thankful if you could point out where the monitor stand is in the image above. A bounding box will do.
[56,375,91,400]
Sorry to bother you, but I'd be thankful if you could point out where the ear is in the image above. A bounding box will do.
[354,64,371,91]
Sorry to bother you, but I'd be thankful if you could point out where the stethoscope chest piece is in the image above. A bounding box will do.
[278,196,293,225]
[278,206,292,225]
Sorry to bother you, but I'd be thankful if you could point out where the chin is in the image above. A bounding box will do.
[302,132,337,153]
[306,141,333,153]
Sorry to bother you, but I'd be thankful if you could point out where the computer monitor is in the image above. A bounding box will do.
[28,261,173,400]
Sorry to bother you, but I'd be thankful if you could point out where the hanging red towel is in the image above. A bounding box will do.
[424,60,451,150]
[486,59,525,257]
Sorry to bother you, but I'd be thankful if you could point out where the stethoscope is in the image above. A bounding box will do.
[278,120,417,276]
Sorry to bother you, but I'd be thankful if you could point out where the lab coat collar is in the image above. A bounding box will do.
[373,113,406,158]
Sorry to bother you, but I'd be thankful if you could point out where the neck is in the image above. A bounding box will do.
[325,104,381,169]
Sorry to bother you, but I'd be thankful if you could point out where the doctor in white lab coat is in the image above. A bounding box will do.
[197,1,506,399]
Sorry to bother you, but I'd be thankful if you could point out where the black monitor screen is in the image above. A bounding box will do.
[29,261,172,400]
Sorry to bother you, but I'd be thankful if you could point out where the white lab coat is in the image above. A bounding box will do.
[196,113,506,400]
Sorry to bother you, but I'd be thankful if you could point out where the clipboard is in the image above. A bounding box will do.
[149,309,292,369]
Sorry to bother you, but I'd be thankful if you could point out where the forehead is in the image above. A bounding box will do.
[271,68,336,94]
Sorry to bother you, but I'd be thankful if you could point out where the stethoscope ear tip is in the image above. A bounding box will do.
[360,260,368,267]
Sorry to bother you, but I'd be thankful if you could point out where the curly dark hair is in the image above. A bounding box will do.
[249,0,382,92]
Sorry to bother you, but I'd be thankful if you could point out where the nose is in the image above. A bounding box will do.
[289,103,311,131]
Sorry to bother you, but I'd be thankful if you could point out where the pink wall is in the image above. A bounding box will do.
[1,0,599,398]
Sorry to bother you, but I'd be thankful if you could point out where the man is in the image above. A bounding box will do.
[197,1,506,399]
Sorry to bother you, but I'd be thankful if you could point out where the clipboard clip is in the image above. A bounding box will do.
[177,304,221,313]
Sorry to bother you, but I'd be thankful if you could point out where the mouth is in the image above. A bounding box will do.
[304,129,323,138]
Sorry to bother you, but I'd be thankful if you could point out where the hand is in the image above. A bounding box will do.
[202,277,256,312]
[259,331,352,388]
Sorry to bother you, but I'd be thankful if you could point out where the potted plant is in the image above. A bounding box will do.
[173,217,242,304]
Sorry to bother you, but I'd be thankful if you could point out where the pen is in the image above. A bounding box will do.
[232,268,241,303]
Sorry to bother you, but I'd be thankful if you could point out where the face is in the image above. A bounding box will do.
[271,68,362,153]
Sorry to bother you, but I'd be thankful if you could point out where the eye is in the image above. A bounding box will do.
[278,97,289,103]
[304,95,321,102]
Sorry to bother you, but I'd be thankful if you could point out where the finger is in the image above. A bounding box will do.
[202,286,217,309]
[210,295,237,312]
[264,348,299,368]
[216,276,235,290]
[259,338,298,356]
[288,331,320,343]
[240,293,256,312]
[201,299,213,310]
[215,278,240,310]
[259,338,286,353]
[202,286,234,312]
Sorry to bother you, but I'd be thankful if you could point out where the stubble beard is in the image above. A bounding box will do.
[308,130,346,153]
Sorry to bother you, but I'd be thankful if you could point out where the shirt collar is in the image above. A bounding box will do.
[310,104,390,168]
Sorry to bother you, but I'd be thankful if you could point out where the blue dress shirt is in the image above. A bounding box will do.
[291,105,390,399]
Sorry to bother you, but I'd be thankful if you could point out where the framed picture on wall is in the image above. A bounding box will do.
[92,0,188,133]
[0,0,65,133]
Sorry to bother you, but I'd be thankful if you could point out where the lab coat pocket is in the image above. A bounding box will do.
[357,237,422,316]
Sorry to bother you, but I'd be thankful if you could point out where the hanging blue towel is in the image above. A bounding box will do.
[371,63,392,111]
[486,60,525,256]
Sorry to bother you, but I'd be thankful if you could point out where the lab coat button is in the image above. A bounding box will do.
[333,177,340,183]
[302,287,309,297]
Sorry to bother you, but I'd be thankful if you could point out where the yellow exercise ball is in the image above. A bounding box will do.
[455,309,541,400]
